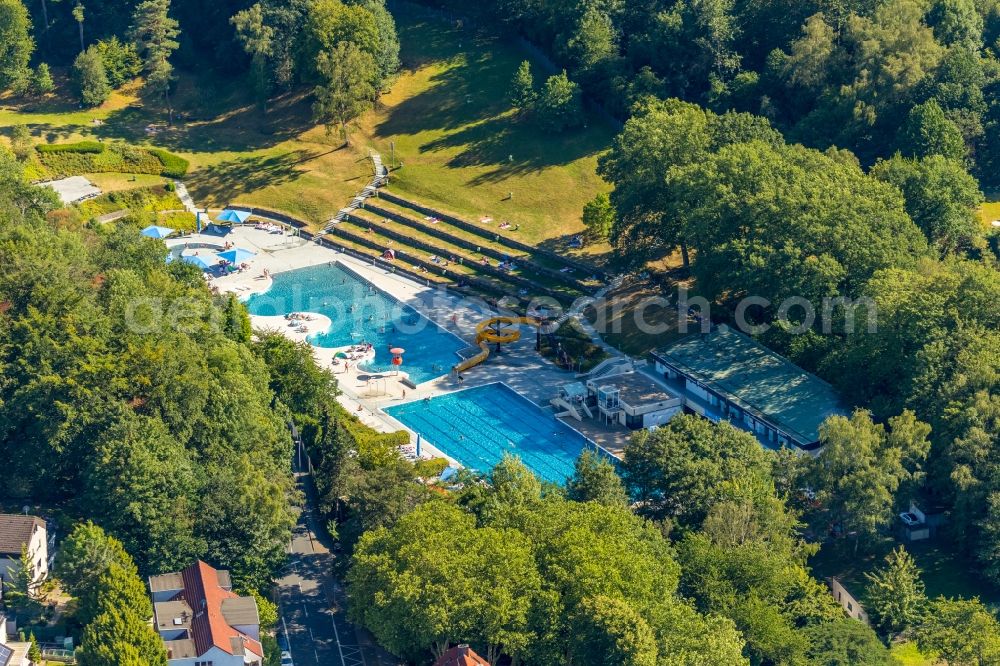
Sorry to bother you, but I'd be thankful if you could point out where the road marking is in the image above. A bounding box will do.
[330,603,348,666]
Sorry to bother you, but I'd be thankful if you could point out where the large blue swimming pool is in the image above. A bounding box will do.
[244,263,465,384]
[384,383,593,485]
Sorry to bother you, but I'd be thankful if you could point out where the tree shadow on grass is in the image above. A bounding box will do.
[0,122,89,144]
[93,87,313,154]
[416,111,610,185]
[187,149,323,203]
[376,15,522,139]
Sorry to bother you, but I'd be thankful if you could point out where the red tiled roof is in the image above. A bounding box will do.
[434,645,490,666]
[171,561,262,659]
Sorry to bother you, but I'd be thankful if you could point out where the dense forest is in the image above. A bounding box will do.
[418,0,1000,188]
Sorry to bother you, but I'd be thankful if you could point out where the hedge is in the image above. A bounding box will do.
[149,147,190,178]
[36,142,189,179]
[76,184,184,218]
[36,141,105,154]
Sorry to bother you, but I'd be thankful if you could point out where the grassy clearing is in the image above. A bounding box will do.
[368,4,614,253]
[809,535,1000,606]
[980,200,1000,226]
[0,5,612,253]
[85,172,168,192]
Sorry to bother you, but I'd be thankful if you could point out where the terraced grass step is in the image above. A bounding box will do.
[342,212,575,305]
[326,221,529,304]
[363,198,597,294]
[348,208,585,301]
[377,191,603,276]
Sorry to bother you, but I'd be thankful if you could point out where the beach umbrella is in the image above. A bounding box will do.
[334,351,348,359]
[141,225,174,239]
[181,254,218,270]
[440,465,460,482]
[216,209,252,224]
[216,247,256,264]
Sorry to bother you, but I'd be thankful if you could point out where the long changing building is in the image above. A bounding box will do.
[650,326,846,450]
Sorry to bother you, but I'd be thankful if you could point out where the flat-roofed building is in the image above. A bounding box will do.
[584,371,685,430]
[651,326,846,450]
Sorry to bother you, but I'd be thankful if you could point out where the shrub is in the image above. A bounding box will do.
[77,184,183,217]
[37,141,105,154]
[95,37,142,89]
[32,63,54,95]
[149,148,189,178]
[158,211,197,232]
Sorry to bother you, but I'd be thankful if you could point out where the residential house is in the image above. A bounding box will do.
[651,326,846,450]
[434,645,490,666]
[149,561,263,666]
[0,515,49,595]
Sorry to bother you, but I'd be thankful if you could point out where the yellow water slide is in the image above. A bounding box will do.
[452,316,541,374]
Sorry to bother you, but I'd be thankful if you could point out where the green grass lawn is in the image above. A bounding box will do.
[2,4,613,255]
[889,641,936,666]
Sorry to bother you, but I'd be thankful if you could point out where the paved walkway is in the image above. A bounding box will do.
[173,180,198,213]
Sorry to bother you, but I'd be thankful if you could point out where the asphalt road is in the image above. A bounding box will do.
[276,443,404,666]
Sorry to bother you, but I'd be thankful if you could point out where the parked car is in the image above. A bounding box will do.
[899,512,922,527]
[280,650,294,666]
[277,632,289,652]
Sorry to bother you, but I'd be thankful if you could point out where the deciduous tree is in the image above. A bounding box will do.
[0,0,34,93]
[581,192,615,244]
[566,449,627,505]
[536,70,583,131]
[73,45,110,107]
[864,546,926,635]
[231,3,275,110]
[312,41,375,144]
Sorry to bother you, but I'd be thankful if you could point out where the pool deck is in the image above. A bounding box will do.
[193,225,633,463]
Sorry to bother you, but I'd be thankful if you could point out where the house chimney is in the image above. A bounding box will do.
[457,645,469,655]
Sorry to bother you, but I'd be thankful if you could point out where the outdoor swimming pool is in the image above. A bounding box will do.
[244,263,465,384]
[384,383,594,485]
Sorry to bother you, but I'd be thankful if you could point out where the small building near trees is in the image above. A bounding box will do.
[0,514,50,596]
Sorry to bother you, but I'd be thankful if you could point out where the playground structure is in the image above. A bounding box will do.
[452,316,541,374]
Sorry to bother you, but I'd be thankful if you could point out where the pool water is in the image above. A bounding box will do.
[244,263,465,384]
[384,383,593,485]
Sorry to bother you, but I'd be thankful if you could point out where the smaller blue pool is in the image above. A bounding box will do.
[384,383,594,485]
